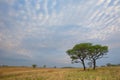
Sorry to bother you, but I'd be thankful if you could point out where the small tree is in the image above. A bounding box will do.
[32,64,37,68]
[88,45,108,70]
[66,43,92,70]
[54,66,56,68]
[43,65,46,68]
[106,63,112,66]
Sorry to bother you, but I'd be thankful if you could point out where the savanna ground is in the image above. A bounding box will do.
[0,66,120,80]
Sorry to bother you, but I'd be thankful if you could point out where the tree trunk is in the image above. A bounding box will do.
[93,59,96,70]
[81,60,86,70]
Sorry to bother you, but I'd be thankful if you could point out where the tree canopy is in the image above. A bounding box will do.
[66,43,108,70]
[88,44,108,69]
[66,43,92,70]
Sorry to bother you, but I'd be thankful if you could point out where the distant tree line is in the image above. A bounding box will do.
[106,63,120,67]
[0,65,8,67]
[66,43,108,70]
[31,64,57,68]
[32,64,47,68]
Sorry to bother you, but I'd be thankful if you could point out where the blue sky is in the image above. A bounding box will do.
[0,0,120,67]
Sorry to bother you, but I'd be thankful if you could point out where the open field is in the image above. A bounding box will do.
[0,67,120,80]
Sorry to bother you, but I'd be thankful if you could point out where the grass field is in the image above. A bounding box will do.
[0,67,120,80]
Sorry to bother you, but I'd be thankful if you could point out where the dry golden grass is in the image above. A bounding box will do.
[0,66,120,80]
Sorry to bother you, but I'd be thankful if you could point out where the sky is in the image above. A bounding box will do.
[0,0,120,67]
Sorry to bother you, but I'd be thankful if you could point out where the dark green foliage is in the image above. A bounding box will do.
[66,43,92,70]
[106,63,120,67]
[43,65,46,68]
[32,64,37,68]
[66,43,108,70]
[88,45,108,70]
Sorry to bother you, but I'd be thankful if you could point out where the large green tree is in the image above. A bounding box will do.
[66,43,108,70]
[66,43,92,70]
[88,45,108,70]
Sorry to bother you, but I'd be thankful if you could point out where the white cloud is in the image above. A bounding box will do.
[0,0,120,62]
[96,0,105,6]
[1,0,119,44]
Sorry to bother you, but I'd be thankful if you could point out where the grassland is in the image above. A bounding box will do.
[0,66,120,80]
